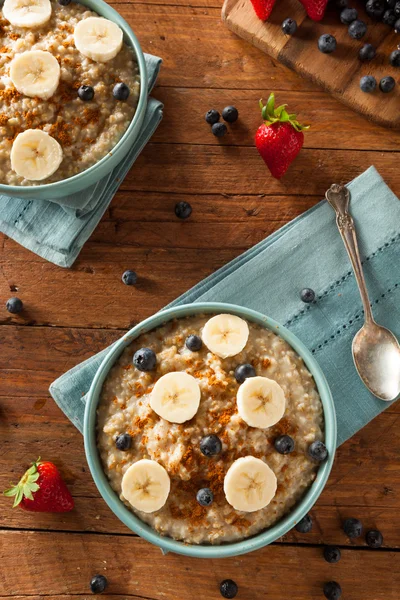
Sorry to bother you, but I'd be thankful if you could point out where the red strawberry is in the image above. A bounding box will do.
[4,458,74,512]
[249,0,276,21]
[298,0,328,21]
[255,93,309,180]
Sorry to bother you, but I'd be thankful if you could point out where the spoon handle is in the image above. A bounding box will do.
[325,184,374,324]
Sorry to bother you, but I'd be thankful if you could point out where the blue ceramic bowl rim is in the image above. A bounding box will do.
[0,0,148,194]
[84,302,337,558]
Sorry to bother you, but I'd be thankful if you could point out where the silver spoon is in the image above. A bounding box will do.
[325,183,400,402]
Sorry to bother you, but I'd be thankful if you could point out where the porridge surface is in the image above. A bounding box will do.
[0,1,140,185]
[97,315,324,545]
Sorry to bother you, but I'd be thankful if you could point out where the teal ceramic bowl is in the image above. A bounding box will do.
[84,302,336,558]
[0,0,147,200]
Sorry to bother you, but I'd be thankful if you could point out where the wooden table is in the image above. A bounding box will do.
[1,1,400,598]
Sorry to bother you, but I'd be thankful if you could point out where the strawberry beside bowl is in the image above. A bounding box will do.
[84,302,336,558]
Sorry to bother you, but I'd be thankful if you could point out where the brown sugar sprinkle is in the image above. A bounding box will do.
[261,357,271,368]
[226,512,251,531]
[181,446,196,472]
[83,107,100,125]
[209,404,237,428]
[0,46,10,53]
[59,23,74,33]
[0,114,9,127]
[271,417,297,437]
[48,119,72,146]
[133,415,150,430]
[9,33,19,40]
[0,87,21,105]
[251,358,259,367]
[170,501,207,526]
[123,364,133,371]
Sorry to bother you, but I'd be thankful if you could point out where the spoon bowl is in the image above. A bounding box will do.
[353,322,400,401]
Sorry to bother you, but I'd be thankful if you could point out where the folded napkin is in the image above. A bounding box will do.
[0,54,163,268]
[50,166,400,445]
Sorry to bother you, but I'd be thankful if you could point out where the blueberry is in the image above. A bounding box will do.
[348,20,367,39]
[395,0,400,14]
[340,7,358,23]
[90,574,108,594]
[335,0,348,7]
[175,201,192,219]
[220,579,238,599]
[212,122,227,137]
[115,433,132,451]
[234,363,256,384]
[133,347,157,371]
[390,49,400,66]
[122,270,137,285]
[383,8,397,23]
[282,18,298,35]
[78,85,94,101]
[274,435,295,454]
[366,529,383,548]
[318,34,337,53]
[387,0,396,7]
[200,434,222,456]
[300,288,315,303]
[379,76,395,92]
[295,513,313,533]
[113,82,130,101]
[185,335,202,351]
[358,43,376,62]
[6,297,23,314]
[308,440,328,462]
[323,581,342,600]
[366,0,385,18]
[360,75,377,93]
[395,17,400,30]
[205,109,220,125]
[196,487,214,506]
[58,0,71,4]
[323,545,341,563]
[222,106,239,123]
[343,517,363,538]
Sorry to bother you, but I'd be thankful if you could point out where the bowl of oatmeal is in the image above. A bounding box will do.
[0,0,147,199]
[85,302,336,558]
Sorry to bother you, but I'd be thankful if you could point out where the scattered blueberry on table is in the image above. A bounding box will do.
[115,433,132,451]
[366,529,383,548]
[282,17,298,34]
[295,513,313,533]
[133,347,157,371]
[212,122,228,137]
[300,288,315,303]
[390,49,400,66]
[175,201,192,219]
[234,363,256,384]
[6,297,23,314]
[200,434,222,456]
[360,75,377,93]
[366,0,385,19]
[205,109,220,125]
[323,545,342,563]
[185,334,203,351]
[220,579,238,599]
[383,8,397,24]
[122,270,137,285]
[395,18,400,31]
[358,43,376,61]
[343,517,363,538]
[274,434,295,454]
[90,574,108,594]
[222,106,239,123]
[348,19,367,39]
[323,581,342,600]
[308,440,328,462]
[379,76,395,92]
[113,82,130,101]
[340,7,358,23]
[318,34,337,53]
[78,84,94,101]
[197,487,214,506]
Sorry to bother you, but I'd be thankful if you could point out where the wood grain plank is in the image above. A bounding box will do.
[152,88,400,151]
[0,530,399,599]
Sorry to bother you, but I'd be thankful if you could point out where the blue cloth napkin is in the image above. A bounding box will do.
[0,54,163,268]
[50,166,400,445]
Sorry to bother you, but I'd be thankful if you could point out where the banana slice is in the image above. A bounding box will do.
[202,314,249,358]
[11,129,63,181]
[74,17,123,63]
[224,456,277,512]
[2,0,51,28]
[10,50,60,100]
[121,459,170,513]
[150,371,201,423]
[237,376,285,428]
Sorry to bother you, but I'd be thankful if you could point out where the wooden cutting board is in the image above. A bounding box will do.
[222,0,400,129]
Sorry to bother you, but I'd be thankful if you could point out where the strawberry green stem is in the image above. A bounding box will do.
[259,93,310,133]
[4,458,41,507]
